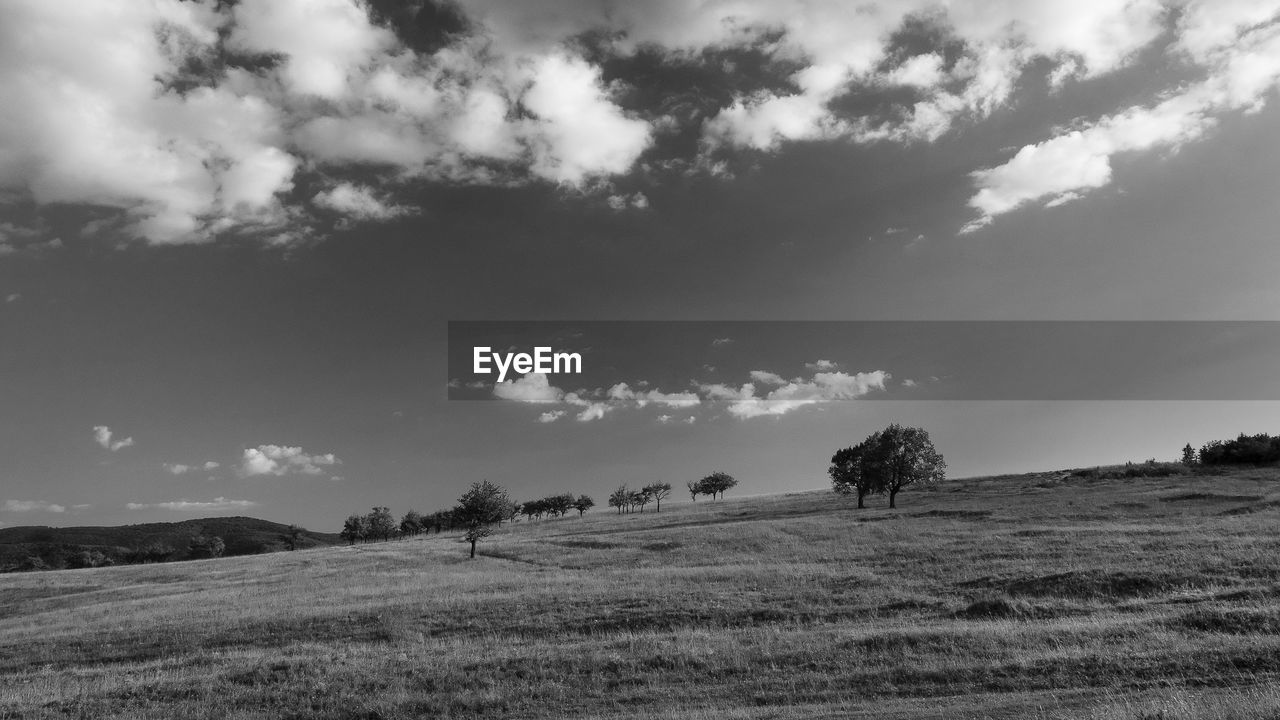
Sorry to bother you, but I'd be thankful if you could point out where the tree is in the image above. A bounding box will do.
[572,494,595,517]
[400,510,425,537]
[699,471,737,500]
[283,524,304,550]
[862,424,945,508]
[645,482,672,512]
[1181,443,1198,467]
[547,493,575,518]
[687,478,702,501]
[340,513,368,544]
[366,506,397,542]
[454,480,511,558]
[608,485,630,514]
[630,487,653,513]
[829,442,875,509]
[188,535,225,559]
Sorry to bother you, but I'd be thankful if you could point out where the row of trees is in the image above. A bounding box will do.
[342,471,743,558]
[607,482,672,514]
[829,424,945,508]
[687,472,737,501]
[522,493,594,520]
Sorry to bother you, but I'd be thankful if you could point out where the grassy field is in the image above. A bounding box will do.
[4,467,1280,719]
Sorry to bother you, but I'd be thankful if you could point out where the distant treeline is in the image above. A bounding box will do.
[1188,433,1280,466]
[0,518,334,573]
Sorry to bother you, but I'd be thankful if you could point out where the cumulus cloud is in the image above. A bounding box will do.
[4,499,66,513]
[537,410,566,423]
[701,368,890,419]
[240,445,340,477]
[963,2,1280,230]
[313,183,416,221]
[126,497,256,511]
[93,425,134,451]
[494,373,565,403]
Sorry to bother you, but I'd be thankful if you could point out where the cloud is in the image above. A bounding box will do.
[4,499,66,513]
[701,368,890,419]
[164,460,220,475]
[575,403,610,422]
[126,497,256,511]
[805,359,839,371]
[93,425,134,451]
[749,370,787,385]
[5,293,18,303]
[537,410,565,423]
[240,445,340,477]
[494,373,565,403]
[963,4,1280,230]
[521,52,652,186]
[607,382,701,408]
[606,192,649,210]
[711,337,734,347]
[312,183,416,221]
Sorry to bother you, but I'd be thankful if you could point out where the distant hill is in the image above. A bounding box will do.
[0,516,341,572]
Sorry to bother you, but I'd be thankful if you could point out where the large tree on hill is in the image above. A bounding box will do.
[645,482,672,512]
[572,494,595,517]
[862,424,946,508]
[829,442,876,509]
[454,480,511,558]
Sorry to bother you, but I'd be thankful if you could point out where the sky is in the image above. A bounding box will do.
[3,0,1280,531]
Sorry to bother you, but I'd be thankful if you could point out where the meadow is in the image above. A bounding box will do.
[3,467,1280,719]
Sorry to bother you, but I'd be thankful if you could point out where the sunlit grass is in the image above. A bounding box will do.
[3,470,1280,717]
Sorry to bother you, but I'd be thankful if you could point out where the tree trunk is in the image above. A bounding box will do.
[889,489,898,509]
[469,539,477,558]
[857,490,865,509]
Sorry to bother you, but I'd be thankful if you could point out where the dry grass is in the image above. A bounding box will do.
[3,469,1280,718]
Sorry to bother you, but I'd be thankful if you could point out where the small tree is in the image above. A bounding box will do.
[1181,443,1198,467]
[547,493,575,518]
[278,524,305,550]
[645,482,672,512]
[340,513,367,544]
[400,510,424,537]
[687,478,702,501]
[572,494,595,517]
[829,442,875,509]
[608,485,630,514]
[188,535,225,559]
[863,424,945,508]
[366,506,397,542]
[454,480,511,558]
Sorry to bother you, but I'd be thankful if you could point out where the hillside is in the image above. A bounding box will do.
[4,467,1280,718]
[0,516,340,571]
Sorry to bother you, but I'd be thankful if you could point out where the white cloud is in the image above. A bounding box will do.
[520,52,652,186]
[494,373,565,403]
[93,425,134,451]
[575,402,610,422]
[749,370,787,385]
[537,410,565,423]
[805,359,839,371]
[5,293,18,303]
[4,499,66,513]
[164,460,220,475]
[240,445,340,477]
[711,337,734,347]
[701,369,890,419]
[313,183,415,221]
[964,6,1280,230]
[607,192,649,210]
[127,497,256,511]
